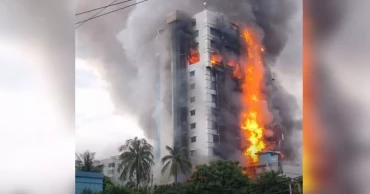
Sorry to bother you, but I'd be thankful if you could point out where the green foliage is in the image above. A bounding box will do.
[103,185,139,194]
[152,160,251,194]
[82,188,102,194]
[187,160,250,194]
[82,188,94,194]
[161,143,192,183]
[251,171,291,194]
[75,150,104,172]
[153,184,180,194]
[125,181,136,188]
[136,186,151,194]
[103,176,114,191]
[118,137,154,189]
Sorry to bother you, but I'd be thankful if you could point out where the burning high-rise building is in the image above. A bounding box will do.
[153,9,287,182]
[165,9,243,166]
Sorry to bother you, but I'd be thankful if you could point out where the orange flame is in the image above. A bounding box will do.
[210,52,222,66]
[240,28,267,163]
[188,47,200,64]
[227,60,237,67]
[232,64,243,79]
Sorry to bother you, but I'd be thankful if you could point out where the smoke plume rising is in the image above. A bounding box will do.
[76,0,301,165]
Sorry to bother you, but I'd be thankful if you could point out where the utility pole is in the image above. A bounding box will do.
[289,182,292,194]
[151,171,154,187]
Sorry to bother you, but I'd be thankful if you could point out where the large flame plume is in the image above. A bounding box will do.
[207,27,269,164]
[240,27,268,163]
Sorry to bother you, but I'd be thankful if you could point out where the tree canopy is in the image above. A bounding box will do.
[161,143,192,183]
[251,171,292,194]
[185,160,251,194]
[75,150,104,172]
[118,137,155,189]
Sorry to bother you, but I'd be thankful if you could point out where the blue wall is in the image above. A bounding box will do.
[75,171,104,194]
[258,151,279,165]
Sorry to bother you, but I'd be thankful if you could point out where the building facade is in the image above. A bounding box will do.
[94,155,124,185]
[166,9,242,167]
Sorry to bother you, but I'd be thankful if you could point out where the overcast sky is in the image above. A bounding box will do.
[75,58,144,159]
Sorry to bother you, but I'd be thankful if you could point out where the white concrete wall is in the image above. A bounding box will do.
[187,10,228,166]
[282,162,302,178]
[97,156,124,185]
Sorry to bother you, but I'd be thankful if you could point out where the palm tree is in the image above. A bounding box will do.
[161,143,192,183]
[118,137,154,189]
[75,150,104,172]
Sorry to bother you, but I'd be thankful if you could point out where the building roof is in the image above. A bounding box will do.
[256,150,281,155]
[75,171,104,179]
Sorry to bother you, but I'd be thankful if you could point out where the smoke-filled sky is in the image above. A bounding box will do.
[76,0,302,161]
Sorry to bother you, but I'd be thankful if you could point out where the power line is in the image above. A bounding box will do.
[75,0,134,16]
[75,0,120,29]
[75,0,149,26]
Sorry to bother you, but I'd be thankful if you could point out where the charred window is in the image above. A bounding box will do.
[206,66,211,76]
[194,42,199,50]
[191,136,196,142]
[206,66,216,78]
[180,54,187,66]
[226,45,239,55]
[210,40,220,50]
[211,81,216,90]
[213,134,219,143]
[212,121,218,130]
[212,108,217,118]
[193,30,199,38]
[211,94,217,103]
[190,110,195,116]
[190,83,195,90]
[190,123,196,129]
[180,108,187,122]
[190,97,195,103]
[189,70,195,77]
[212,107,217,113]
[191,19,196,27]
[210,27,221,38]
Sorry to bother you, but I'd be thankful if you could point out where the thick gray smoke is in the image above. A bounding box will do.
[76,0,301,163]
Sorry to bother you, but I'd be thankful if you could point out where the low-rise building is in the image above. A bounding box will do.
[75,171,104,194]
[94,155,124,185]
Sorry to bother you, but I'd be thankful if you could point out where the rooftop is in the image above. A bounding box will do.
[75,171,104,179]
